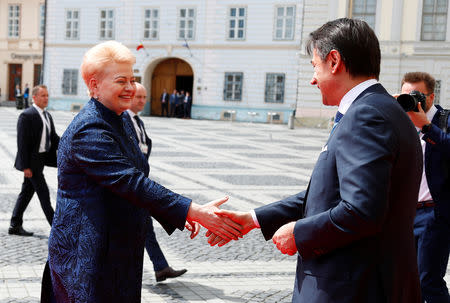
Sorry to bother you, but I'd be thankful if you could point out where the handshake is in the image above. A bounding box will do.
[185,196,298,256]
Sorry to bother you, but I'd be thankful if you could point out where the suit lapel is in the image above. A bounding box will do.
[30,107,44,140]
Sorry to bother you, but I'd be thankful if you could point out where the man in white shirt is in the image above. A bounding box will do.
[124,83,188,282]
[9,85,60,236]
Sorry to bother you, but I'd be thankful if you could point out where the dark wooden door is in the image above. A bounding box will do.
[8,64,22,101]
[150,59,193,116]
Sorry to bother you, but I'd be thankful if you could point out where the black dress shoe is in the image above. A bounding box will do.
[155,266,187,282]
[8,226,34,236]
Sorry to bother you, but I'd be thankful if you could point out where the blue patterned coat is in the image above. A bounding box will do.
[48,98,191,302]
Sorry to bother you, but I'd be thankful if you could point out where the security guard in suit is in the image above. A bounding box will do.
[9,85,60,236]
[124,83,187,282]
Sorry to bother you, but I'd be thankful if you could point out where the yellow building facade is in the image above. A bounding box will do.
[0,0,45,103]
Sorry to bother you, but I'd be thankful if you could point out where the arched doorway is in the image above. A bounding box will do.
[150,58,193,116]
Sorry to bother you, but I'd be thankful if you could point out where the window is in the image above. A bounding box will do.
[421,0,448,41]
[434,80,441,105]
[223,72,243,101]
[65,9,80,39]
[178,8,195,40]
[8,5,20,38]
[274,6,295,40]
[265,73,285,103]
[143,8,159,39]
[99,9,114,39]
[349,0,377,29]
[228,7,246,40]
[62,69,78,95]
[39,4,45,38]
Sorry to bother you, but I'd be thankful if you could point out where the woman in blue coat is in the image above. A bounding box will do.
[46,41,242,302]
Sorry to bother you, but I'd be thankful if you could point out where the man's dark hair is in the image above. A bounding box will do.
[306,18,380,79]
[32,84,47,96]
[401,72,435,94]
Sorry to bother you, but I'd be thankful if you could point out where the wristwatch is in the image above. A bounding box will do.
[421,123,432,134]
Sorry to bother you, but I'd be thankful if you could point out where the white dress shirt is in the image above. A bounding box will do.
[416,105,438,202]
[33,104,51,153]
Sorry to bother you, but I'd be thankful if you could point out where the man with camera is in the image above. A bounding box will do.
[400,72,450,303]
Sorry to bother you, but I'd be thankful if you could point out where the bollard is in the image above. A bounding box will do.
[288,112,295,129]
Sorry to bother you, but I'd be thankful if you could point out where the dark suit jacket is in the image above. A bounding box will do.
[423,105,450,222]
[122,111,152,160]
[160,92,169,103]
[14,106,59,172]
[48,98,191,302]
[255,84,422,303]
[169,93,177,104]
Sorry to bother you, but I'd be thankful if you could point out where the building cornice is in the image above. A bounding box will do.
[45,42,301,51]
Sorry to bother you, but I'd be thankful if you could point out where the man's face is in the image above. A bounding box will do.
[130,85,147,114]
[310,49,340,106]
[401,81,434,112]
[33,87,49,109]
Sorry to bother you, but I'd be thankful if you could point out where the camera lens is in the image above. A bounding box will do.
[397,90,426,112]
[397,94,417,112]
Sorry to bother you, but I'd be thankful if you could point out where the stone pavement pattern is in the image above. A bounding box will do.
[0,107,448,302]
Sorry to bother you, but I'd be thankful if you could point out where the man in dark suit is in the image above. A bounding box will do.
[400,72,450,303]
[160,88,169,117]
[123,83,188,282]
[211,18,423,302]
[183,91,192,118]
[9,85,60,236]
[169,89,177,117]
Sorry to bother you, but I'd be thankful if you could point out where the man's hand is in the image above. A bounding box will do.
[23,168,32,178]
[407,103,430,129]
[272,222,297,256]
[206,209,257,247]
[185,220,200,239]
[186,196,243,242]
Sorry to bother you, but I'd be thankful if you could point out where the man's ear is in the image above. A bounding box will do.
[328,49,342,74]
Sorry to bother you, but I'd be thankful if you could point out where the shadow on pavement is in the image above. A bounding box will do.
[143,280,245,302]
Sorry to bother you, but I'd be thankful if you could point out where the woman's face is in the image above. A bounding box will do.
[95,62,136,115]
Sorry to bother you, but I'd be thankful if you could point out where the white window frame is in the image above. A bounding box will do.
[348,0,377,30]
[62,69,78,95]
[8,4,20,39]
[65,9,80,40]
[39,4,45,38]
[99,8,115,40]
[265,73,285,103]
[223,72,243,101]
[421,0,448,41]
[143,8,159,40]
[177,7,196,40]
[227,6,247,40]
[273,5,296,40]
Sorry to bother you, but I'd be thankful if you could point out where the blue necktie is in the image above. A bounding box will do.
[334,111,344,124]
[330,111,344,135]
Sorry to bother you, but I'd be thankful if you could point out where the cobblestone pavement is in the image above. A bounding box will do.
[0,107,448,302]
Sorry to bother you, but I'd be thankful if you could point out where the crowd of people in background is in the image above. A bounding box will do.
[163,88,192,119]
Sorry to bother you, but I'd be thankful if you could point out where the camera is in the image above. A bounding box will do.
[397,90,427,112]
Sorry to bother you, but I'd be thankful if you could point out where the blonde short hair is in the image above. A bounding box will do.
[80,41,136,87]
